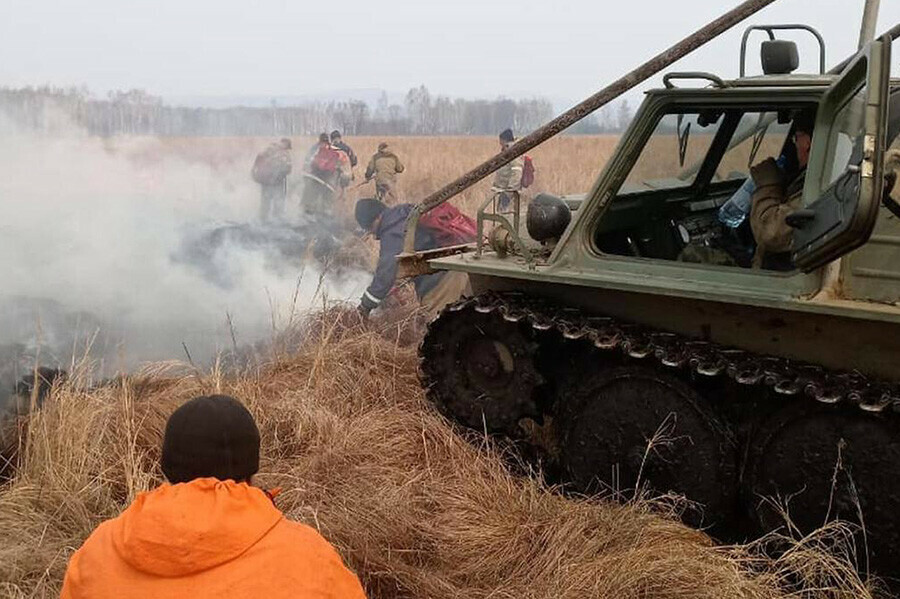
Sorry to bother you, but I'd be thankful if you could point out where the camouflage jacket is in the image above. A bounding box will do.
[885,149,900,205]
[365,150,405,186]
[749,158,804,269]
[492,156,524,192]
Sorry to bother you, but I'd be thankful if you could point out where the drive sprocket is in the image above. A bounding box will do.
[420,300,543,436]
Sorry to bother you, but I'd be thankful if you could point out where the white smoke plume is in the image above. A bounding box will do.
[0,110,369,389]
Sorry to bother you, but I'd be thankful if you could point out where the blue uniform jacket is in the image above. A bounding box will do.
[360,204,446,310]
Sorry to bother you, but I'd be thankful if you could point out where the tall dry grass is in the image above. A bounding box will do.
[128,134,621,215]
[0,309,886,599]
[123,131,781,225]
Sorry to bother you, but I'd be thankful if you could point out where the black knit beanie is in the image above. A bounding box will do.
[499,128,515,143]
[355,198,387,231]
[161,395,260,484]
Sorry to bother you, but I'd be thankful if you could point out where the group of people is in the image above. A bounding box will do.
[252,131,407,222]
[250,128,533,319]
[57,129,533,597]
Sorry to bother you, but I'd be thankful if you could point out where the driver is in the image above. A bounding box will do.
[749,112,815,270]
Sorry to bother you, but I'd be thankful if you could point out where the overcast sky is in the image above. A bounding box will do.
[1,0,898,105]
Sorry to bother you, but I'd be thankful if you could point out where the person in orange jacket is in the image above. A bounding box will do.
[60,395,367,599]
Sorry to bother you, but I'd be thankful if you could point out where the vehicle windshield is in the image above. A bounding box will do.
[620,111,723,193]
[595,105,813,272]
[715,113,793,182]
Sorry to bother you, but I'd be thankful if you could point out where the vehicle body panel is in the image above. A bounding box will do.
[426,55,900,348]
[450,267,900,379]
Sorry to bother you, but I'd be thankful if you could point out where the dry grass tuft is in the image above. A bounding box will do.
[0,312,886,598]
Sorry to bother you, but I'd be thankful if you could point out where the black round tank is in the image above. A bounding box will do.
[526,193,572,243]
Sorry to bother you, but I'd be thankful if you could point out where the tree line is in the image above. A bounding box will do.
[0,85,634,137]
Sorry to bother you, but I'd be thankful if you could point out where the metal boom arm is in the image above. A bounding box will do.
[400,0,781,256]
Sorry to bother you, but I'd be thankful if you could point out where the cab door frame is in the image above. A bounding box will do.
[792,36,892,271]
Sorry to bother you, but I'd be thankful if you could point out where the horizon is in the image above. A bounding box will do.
[3,0,898,109]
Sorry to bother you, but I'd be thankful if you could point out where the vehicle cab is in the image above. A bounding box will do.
[434,27,897,310]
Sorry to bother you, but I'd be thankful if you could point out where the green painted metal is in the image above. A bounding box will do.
[417,17,900,382]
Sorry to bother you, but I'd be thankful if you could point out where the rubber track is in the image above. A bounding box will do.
[420,291,900,416]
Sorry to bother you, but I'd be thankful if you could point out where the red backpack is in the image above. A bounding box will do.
[420,203,477,247]
[521,155,535,188]
[311,144,340,176]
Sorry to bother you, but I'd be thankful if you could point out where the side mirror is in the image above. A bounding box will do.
[740,25,826,77]
[761,40,799,75]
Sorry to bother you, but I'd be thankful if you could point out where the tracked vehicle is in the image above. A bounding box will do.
[399,0,900,578]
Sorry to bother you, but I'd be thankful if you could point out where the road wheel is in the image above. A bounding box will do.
[559,365,738,529]
[747,403,900,576]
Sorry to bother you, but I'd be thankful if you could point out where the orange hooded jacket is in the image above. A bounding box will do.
[60,478,367,599]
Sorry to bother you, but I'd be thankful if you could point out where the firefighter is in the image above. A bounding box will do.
[355,198,470,317]
[60,395,367,599]
[303,133,342,217]
[330,130,358,168]
[491,129,524,210]
[364,142,404,203]
[251,138,293,223]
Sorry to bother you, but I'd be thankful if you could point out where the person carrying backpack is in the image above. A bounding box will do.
[330,130,358,168]
[308,133,341,181]
[364,142,404,204]
[251,138,293,223]
[354,198,474,317]
[491,128,534,210]
[302,133,343,216]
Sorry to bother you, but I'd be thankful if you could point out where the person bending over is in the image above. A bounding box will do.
[355,198,471,317]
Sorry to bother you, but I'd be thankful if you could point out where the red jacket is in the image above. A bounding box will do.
[61,478,367,599]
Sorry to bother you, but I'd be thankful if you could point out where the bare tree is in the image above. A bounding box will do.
[0,84,630,137]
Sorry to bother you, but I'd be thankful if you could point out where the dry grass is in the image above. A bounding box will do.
[0,308,886,599]
[125,134,621,215]
[120,131,784,227]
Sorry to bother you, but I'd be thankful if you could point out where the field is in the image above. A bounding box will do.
[125,131,780,224]
[0,312,880,599]
[129,134,622,215]
[0,135,885,598]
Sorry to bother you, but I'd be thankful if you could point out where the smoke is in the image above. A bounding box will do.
[0,111,370,390]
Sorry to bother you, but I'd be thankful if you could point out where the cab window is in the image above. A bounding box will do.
[716,112,793,183]
[594,106,808,270]
[620,111,724,193]
[820,86,865,189]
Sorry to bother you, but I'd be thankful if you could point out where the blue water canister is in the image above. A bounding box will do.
[718,156,787,228]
